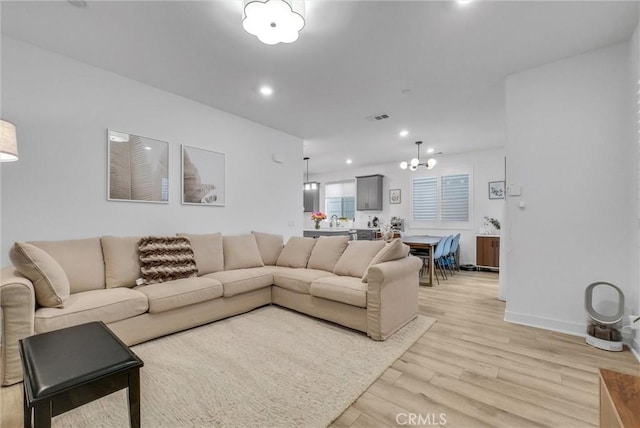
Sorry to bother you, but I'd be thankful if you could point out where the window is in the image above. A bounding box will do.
[441,174,469,222]
[412,177,437,222]
[412,173,470,224]
[325,181,355,220]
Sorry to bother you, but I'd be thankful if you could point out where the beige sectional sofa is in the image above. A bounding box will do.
[0,232,422,386]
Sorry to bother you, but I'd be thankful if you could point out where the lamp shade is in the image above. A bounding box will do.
[0,120,18,162]
[243,0,305,45]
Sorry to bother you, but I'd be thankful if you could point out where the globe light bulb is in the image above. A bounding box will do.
[409,165,418,171]
[400,161,408,170]
[426,158,437,169]
[410,158,419,167]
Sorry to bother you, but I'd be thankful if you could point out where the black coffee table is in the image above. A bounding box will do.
[19,321,144,428]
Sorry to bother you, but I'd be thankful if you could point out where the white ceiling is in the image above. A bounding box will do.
[2,1,638,173]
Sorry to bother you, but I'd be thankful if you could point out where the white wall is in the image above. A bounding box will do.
[309,148,505,266]
[0,38,303,266]
[504,41,639,337]
[632,21,640,356]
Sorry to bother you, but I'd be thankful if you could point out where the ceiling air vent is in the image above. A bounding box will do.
[365,113,390,122]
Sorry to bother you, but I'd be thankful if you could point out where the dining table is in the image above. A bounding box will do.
[400,235,443,286]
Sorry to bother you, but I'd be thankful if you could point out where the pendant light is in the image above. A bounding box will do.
[399,141,436,171]
[303,157,318,191]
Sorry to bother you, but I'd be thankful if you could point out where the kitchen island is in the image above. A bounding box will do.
[303,228,355,239]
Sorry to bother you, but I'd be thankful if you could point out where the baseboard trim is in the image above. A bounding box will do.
[504,310,586,337]
[631,336,640,362]
[505,310,640,363]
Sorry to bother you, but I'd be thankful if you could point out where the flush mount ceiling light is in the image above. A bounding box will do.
[259,85,273,96]
[242,0,305,45]
[399,141,436,171]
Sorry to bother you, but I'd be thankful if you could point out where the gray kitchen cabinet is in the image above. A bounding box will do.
[356,174,383,211]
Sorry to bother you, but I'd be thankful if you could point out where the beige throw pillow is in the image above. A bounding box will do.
[307,236,349,272]
[223,234,265,270]
[276,237,317,268]
[101,236,142,288]
[251,231,284,266]
[9,242,70,308]
[28,237,105,293]
[332,240,386,278]
[361,238,410,282]
[177,233,224,275]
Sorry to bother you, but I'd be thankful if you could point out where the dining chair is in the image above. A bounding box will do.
[448,233,461,273]
[432,236,449,283]
[440,235,455,276]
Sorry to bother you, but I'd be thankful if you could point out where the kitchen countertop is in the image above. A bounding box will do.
[303,228,354,233]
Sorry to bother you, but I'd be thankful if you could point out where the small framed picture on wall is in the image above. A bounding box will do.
[389,189,401,204]
[489,181,505,199]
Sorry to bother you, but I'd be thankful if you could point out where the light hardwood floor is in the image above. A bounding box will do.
[2,271,639,427]
[332,271,640,428]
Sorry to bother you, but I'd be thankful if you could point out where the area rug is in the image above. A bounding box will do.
[52,306,435,428]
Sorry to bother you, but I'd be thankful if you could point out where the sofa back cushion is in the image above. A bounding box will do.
[251,231,284,266]
[276,237,317,268]
[138,236,198,284]
[223,234,265,270]
[177,233,224,275]
[28,238,105,293]
[101,236,142,288]
[332,240,386,278]
[9,242,70,308]
[307,236,349,272]
[361,238,410,282]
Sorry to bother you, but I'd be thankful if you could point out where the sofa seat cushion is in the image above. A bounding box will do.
[273,268,336,295]
[204,267,273,298]
[135,277,223,314]
[34,288,148,334]
[310,276,367,308]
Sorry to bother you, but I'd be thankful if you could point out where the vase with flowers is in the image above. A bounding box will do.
[311,211,327,230]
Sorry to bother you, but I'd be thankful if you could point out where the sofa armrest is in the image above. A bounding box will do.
[365,256,421,341]
[1,267,35,386]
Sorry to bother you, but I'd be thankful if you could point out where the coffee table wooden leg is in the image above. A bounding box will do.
[128,369,141,428]
[33,401,51,428]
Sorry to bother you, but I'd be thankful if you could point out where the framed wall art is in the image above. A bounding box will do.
[489,181,505,200]
[107,130,169,203]
[389,189,401,204]
[182,145,225,206]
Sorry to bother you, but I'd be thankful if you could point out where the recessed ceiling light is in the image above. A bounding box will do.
[457,0,474,4]
[346,159,353,164]
[144,146,152,151]
[427,148,435,154]
[67,0,87,7]
[399,130,409,137]
[259,86,273,96]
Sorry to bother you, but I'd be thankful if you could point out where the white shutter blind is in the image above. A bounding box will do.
[441,174,469,222]
[412,177,437,222]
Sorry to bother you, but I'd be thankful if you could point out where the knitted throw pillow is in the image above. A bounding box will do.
[138,236,198,284]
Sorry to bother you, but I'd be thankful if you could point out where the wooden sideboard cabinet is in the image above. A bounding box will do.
[476,235,500,270]
[599,368,640,428]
